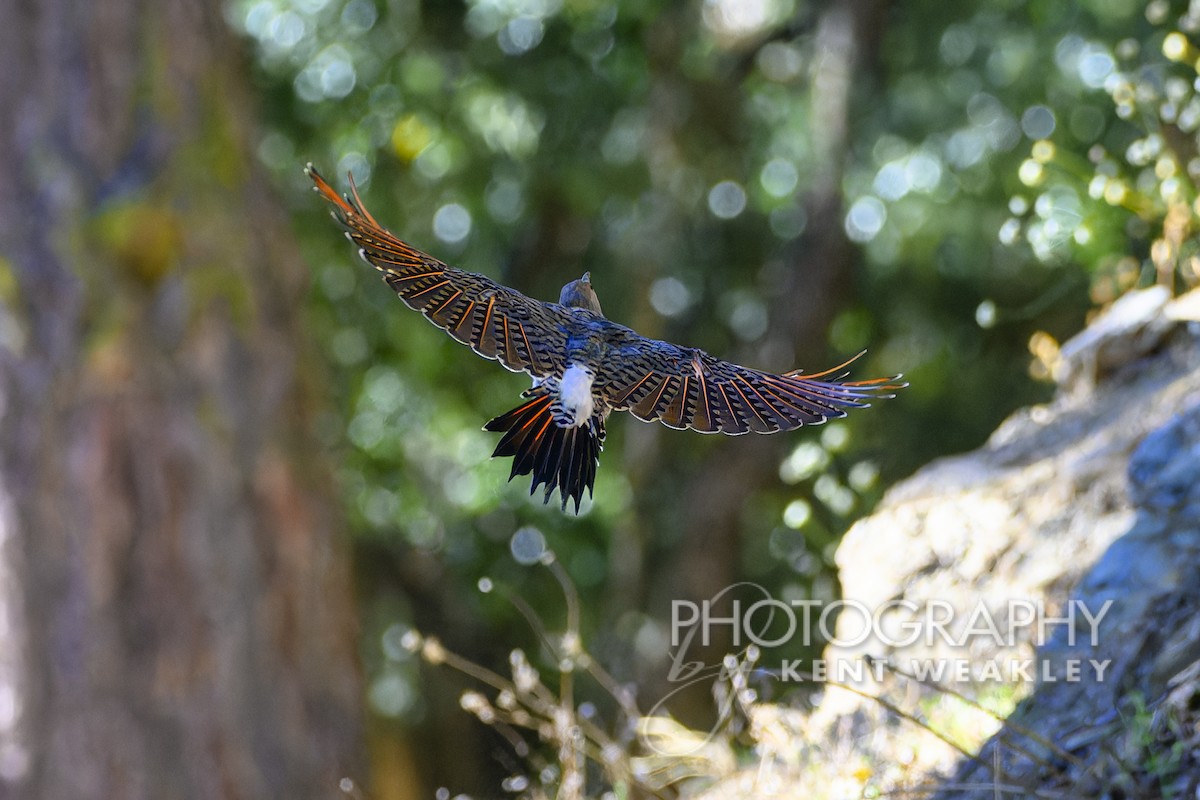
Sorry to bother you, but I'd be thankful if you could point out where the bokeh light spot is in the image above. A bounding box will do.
[649,277,692,317]
[1022,105,1057,139]
[760,158,799,198]
[844,196,886,242]
[433,203,472,243]
[708,180,747,219]
[510,527,547,565]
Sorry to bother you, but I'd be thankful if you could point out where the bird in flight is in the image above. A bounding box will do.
[307,164,904,513]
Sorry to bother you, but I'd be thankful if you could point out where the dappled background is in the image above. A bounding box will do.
[233,0,1196,794]
[1,0,1197,797]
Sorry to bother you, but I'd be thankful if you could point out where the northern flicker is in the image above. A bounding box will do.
[307,164,904,512]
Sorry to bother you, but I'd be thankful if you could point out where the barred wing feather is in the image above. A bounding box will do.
[601,335,904,436]
[307,164,569,379]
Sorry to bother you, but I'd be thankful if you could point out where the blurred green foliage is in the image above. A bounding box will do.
[228,0,1198,791]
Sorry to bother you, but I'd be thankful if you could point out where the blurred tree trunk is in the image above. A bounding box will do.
[641,0,888,705]
[0,1,364,798]
[674,0,886,591]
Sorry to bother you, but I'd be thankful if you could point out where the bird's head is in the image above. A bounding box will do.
[559,272,604,316]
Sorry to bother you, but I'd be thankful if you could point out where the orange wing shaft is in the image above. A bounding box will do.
[305,163,357,218]
[305,162,388,230]
[785,349,906,392]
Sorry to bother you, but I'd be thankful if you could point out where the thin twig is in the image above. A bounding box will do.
[876,657,1085,769]
[816,678,983,766]
[870,780,1073,799]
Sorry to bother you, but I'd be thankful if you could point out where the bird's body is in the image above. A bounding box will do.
[556,363,597,427]
[307,164,904,512]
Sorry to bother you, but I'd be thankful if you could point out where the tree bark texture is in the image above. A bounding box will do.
[628,0,889,708]
[0,1,365,798]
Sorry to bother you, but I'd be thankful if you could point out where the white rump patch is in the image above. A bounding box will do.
[559,364,595,427]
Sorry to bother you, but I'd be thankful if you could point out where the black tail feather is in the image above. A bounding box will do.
[485,390,605,512]
[559,425,580,503]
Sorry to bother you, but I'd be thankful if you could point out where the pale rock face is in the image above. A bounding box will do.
[693,308,1200,800]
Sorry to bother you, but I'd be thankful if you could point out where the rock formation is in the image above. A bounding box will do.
[699,287,1200,797]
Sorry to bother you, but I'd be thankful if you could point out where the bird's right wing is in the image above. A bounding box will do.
[599,329,904,435]
[307,164,569,379]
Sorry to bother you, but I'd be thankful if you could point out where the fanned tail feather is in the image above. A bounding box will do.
[484,390,605,513]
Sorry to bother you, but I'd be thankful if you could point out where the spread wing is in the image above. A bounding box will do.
[307,164,568,379]
[599,329,904,435]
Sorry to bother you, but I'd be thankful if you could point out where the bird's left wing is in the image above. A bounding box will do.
[307,164,569,379]
[598,329,904,435]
